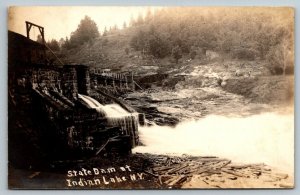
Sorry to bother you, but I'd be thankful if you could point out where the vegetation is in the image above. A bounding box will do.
[57,8,293,75]
[128,7,293,73]
[65,15,99,49]
[171,45,182,64]
[266,38,293,75]
[46,39,60,51]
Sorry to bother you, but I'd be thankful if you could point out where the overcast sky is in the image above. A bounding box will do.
[8,6,158,41]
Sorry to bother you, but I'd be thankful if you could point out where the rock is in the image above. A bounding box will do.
[221,81,227,87]
[228,176,237,180]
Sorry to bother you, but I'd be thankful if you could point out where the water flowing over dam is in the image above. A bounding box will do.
[78,94,133,117]
[78,94,139,144]
[8,29,142,158]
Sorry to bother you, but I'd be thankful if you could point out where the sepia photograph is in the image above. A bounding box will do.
[7,6,294,189]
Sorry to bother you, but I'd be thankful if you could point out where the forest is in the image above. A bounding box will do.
[47,7,294,75]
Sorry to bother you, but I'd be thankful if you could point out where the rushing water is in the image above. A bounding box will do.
[78,94,130,117]
[78,94,139,137]
[78,94,293,172]
[133,112,294,172]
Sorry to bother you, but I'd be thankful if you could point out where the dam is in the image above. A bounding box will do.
[8,23,143,164]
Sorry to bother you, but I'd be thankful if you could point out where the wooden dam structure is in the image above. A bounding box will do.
[8,22,143,165]
[90,68,143,94]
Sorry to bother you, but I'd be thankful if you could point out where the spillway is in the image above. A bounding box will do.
[78,94,139,146]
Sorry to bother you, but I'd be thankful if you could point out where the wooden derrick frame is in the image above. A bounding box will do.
[26,21,45,43]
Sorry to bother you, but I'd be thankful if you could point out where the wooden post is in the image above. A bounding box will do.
[131,72,135,91]
[38,27,45,44]
[125,76,129,89]
[112,79,116,90]
[138,113,146,126]
[26,22,32,39]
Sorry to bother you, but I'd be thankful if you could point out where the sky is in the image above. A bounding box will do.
[8,6,158,41]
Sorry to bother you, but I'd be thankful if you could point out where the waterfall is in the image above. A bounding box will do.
[103,104,130,116]
[78,94,135,117]
[78,94,139,146]
[82,95,103,107]
[78,94,102,108]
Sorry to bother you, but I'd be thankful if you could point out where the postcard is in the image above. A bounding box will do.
[8,6,294,189]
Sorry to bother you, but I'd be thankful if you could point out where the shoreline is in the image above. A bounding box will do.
[8,153,294,189]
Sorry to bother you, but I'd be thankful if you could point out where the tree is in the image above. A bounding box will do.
[69,15,99,47]
[58,38,65,48]
[172,45,182,63]
[62,36,71,50]
[266,39,293,75]
[129,15,136,27]
[102,26,108,36]
[145,8,153,22]
[147,34,170,58]
[47,39,60,51]
[130,30,147,51]
[113,24,118,31]
[189,49,197,60]
[136,13,144,26]
[123,22,127,29]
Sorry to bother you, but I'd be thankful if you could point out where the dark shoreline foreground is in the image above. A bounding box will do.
[8,153,293,189]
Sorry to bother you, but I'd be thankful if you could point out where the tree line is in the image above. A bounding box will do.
[45,8,294,75]
[129,7,294,73]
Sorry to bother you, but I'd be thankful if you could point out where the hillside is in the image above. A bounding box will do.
[57,7,293,76]
[55,7,294,112]
[57,25,293,108]
[59,26,152,71]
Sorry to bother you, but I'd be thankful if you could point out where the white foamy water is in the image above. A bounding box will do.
[78,94,131,117]
[103,104,129,116]
[78,94,140,136]
[133,112,294,172]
